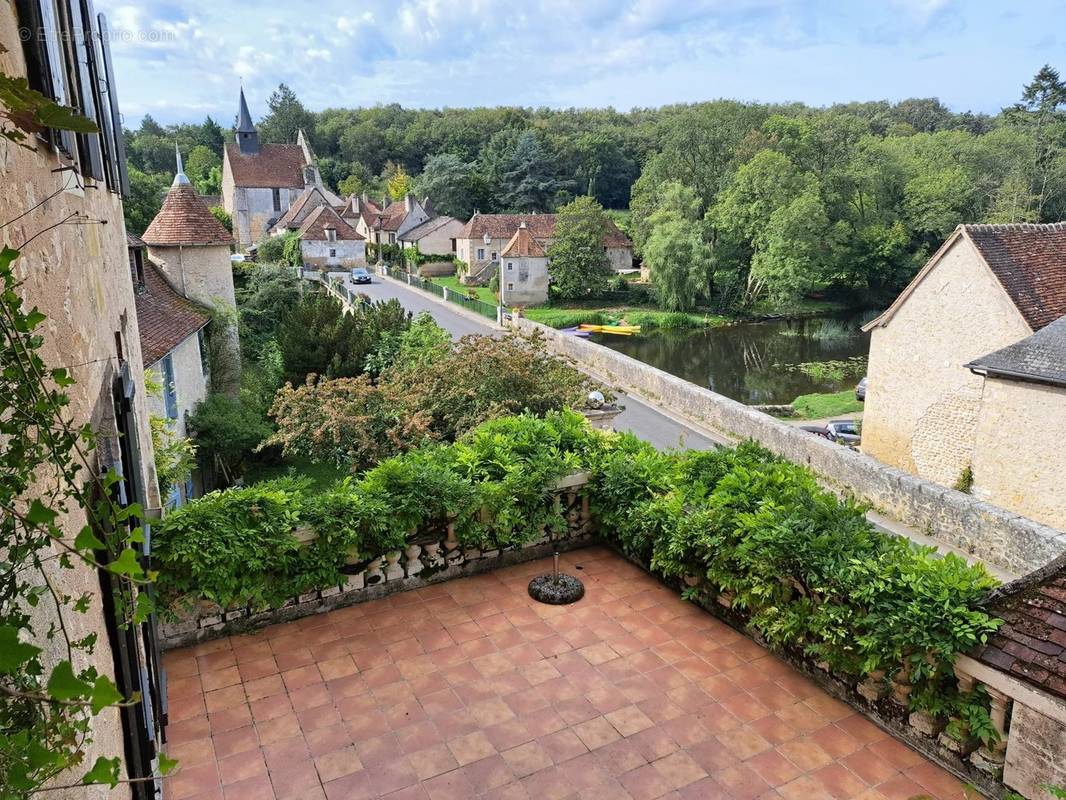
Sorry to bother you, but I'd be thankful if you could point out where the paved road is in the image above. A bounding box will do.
[351,275,719,450]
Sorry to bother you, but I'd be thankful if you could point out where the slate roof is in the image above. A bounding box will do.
[135,261,211,366]
[973,551,1066,701]
[297,205,363,241]
[458,213,632,248]
[126,232,146,248]
[399,215,460,242]
[501,224,546,257]
[964,223,1066,330]
[224,143,307,188]
[142,183,233,247]
[966,315,1066,387]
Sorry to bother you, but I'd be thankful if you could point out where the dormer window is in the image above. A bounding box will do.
[325,227,336,242]
[129,246,145,289]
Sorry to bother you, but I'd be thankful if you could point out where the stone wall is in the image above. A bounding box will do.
[300,238,366,268]
[500,255,549,306]
[972,379,1066,531]
[508,315,1066,575]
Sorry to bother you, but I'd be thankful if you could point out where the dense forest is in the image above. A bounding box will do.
[124,66,1065,309]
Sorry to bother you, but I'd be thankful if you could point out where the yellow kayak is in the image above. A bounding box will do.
[577,324,641,335]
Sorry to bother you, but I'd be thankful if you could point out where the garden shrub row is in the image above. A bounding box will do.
[155,412,1001,728]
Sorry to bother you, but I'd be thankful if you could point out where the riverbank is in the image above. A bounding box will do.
[789,389,864,419]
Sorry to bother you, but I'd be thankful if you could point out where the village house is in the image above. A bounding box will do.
[295,205,367,269]
[455,212,633,280]
[1,3,168,794]
[498,221,550,306]
[397,213,463,257]
[862,222,1066,530]
[221,88,340,249]
[345,193,434,252]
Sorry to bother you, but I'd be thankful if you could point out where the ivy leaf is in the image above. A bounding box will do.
[24,309,46,329]
[0,625,41,674]
[82,756,120,787]
[74,525,105,552]
[46,661,91,701]
[133,592,153,625]
[51,366,76,386]
[158,753,179,776]
[128,525,145,544]
[26,499,57,525]
[89,675,123,714]
[0,246,18,270]
[107,547,144,577]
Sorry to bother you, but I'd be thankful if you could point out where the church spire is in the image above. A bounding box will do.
[235,86,259,155]
[172,143,190,187]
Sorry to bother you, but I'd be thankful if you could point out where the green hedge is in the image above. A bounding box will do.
[155,412,1000,727]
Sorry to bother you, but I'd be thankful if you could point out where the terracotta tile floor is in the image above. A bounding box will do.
[162,547,972,800]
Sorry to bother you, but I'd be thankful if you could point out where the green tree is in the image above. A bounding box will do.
[1004,64,1066,218]
[258,83,315,144]
[387,163,413,201]
[185,145,220,186]
[209,205,232,233]
[416,153,480,218]
[642,183,713,311]
[123,166,169,236]
[499,130,563,212]
[546,196,613,299]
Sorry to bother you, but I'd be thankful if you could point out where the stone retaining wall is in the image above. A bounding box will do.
[509,316,1066,575]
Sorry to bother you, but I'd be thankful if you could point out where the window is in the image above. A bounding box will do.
[389,233,395,244]
[14,1,127,192]
[161,355,178,420]
[272,188,282,212]
[329,248,337,258]
[128,246,144,288]
[477,248,485,260]
[491,251,497,261]
[507,283,514,291]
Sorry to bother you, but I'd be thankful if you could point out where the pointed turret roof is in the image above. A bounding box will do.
[173,143,190,187]
[237,87,255,133]
[502,222,546,258]
[142,180,233,247]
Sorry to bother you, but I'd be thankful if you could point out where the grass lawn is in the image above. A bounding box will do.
[429,276,497,305]
[244,456,349,489]
[526,306,729,330]
[790,390,864,420]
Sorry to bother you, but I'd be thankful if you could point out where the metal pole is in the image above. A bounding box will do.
[553,551,560,584]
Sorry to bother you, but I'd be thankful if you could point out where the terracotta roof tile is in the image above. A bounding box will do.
[135,261,211,366]
[142,184,233,247]
[297,205,363,241]
[374,201,409,232]
[273,186,329,231]
[964,223,1066,330]
[501,224,545,258]
[458,213,631,248]
[974,554,1066,701]
[224,142,307,188]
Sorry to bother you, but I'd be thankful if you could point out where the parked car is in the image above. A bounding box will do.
[800,419,861,448]
[350,267,372,285]
[855,376,867,402]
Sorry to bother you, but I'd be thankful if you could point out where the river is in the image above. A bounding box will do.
[589,313,872,405]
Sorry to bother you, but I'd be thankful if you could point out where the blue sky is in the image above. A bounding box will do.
[95,0,1065,126]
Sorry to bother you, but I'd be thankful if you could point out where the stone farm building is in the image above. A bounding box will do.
[398,213,464,257]
[455,212,633,281]
[498,221,550,306]
[862,222,1066,530]
[221,88,340,248]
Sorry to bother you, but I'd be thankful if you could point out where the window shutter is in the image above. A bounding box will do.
[83,0,119,190]
[65,0,104,181]
[95,13,130,196]
[15,0,77,157]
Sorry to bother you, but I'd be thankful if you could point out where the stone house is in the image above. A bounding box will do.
[397,214,463,257]
[293,205,366,269]
[954,553,1066,796]
[2,3,166,794]
[499,222,550,306]
[354,193,433,251]
[129,233,209,506]
[221,88,339,249]
[455,212,633,278]
[862,223,1066,530]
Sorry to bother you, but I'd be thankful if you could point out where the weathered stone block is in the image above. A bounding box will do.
[908,711,946,737]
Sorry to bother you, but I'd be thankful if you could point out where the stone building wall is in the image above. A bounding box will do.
[862,237,1032,480]
[508,315,1066,575]
[220,159,297,249]
[500,255,549,306]
[971,379,1066,530]
[300,238,366,269]
[146,333,207,441]
[1,11,158,795]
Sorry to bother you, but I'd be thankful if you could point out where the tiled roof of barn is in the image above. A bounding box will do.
[135,262,211,366]
[457,213,631,248]
[297,205,363,241]
[224,143,307,188]
[974,550,1066,701]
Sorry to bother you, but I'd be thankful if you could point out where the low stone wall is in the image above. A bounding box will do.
[509,316,1066,575]
[159,476,595,649]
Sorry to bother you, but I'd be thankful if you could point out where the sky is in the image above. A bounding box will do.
[95,0,1065,126]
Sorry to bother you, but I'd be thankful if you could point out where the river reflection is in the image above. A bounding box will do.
[589,314,872,405]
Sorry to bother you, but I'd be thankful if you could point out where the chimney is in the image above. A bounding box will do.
[361,191,368,203]
[404,193,414,213]
[519,221,527,229]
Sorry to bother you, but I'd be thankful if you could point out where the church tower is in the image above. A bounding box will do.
[236,87,259,155]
